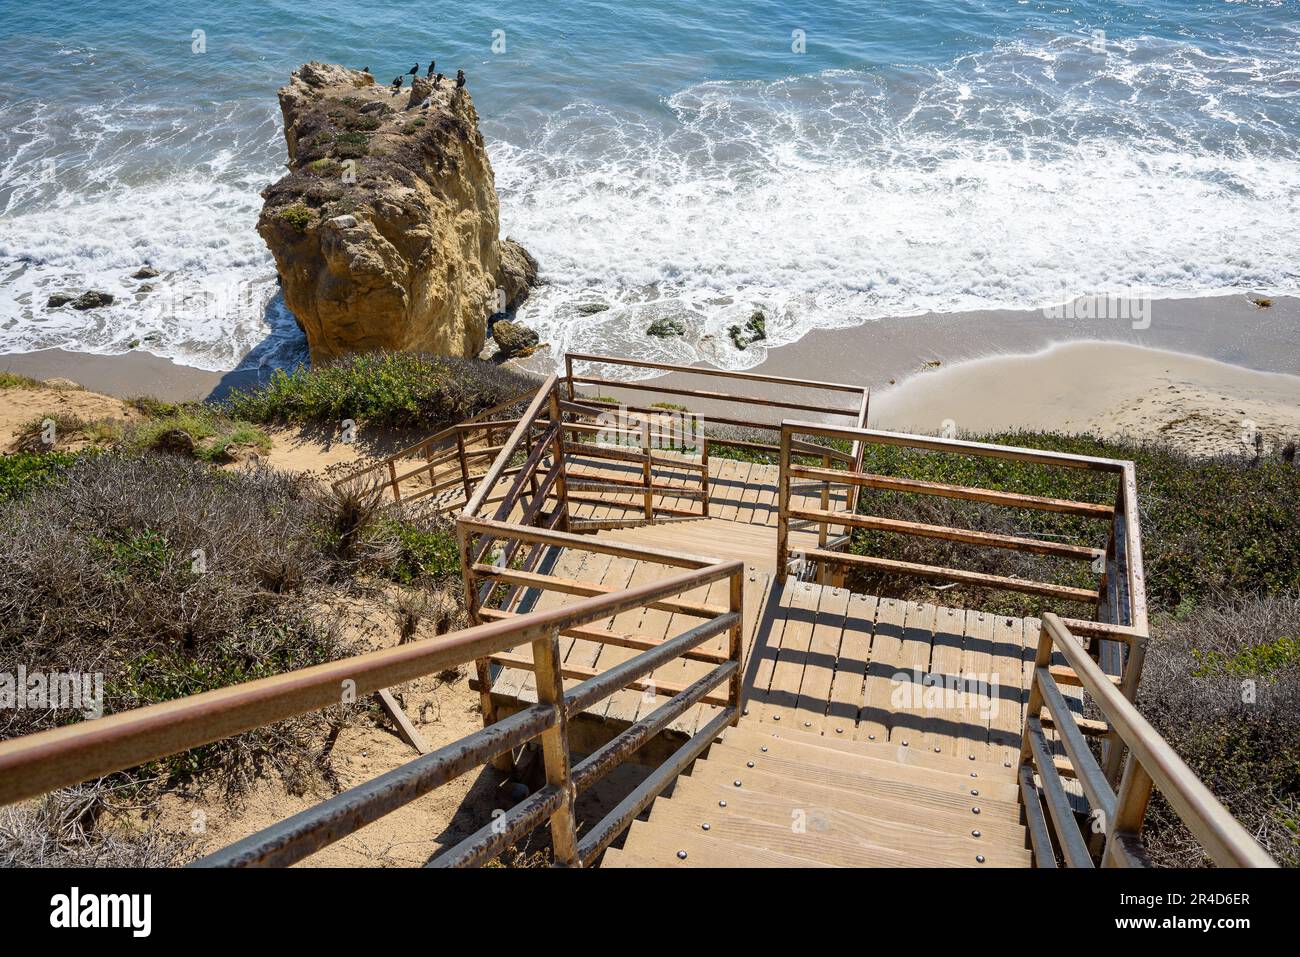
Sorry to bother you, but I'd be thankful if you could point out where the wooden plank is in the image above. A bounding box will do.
[792,585,851,733]
[958,611,996,762]
[688,750,1025,836]
[856,597,906,743]
[924,605,967,757]
[658,775,1030,867]
[759,580,822,725]
[599,559,675,724]
[745,574,797,706]
[885,602,938,748]
[825,592,877,735]
[988,615,1029,768]
[375,688,429,754]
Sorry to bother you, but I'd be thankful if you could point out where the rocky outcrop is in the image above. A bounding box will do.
[257,62,538,364]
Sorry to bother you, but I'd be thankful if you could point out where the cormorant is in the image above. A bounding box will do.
[426,60,436,77]
[434,72,444,87]
[456,69,465,89]
[362,66,370,74]
[407,62,419,76]
[391,75,403,91]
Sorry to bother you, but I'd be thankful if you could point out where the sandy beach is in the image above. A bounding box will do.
[4,292,1298,454]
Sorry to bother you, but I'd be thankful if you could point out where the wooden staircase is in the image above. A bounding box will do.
[601,718,1030,867]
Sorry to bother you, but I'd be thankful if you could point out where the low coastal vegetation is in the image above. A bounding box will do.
[0,450,465,866]
[224,351,537,429]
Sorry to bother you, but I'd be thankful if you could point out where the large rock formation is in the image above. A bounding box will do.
[257,62,537,363]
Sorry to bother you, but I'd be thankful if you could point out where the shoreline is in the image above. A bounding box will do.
[4,293,1298,451]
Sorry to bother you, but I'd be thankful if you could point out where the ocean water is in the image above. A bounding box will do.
[1,0,1298,373]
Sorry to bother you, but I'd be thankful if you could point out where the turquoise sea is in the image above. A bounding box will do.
[1,0,1297,371]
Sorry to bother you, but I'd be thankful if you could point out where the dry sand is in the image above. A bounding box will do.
[870,341,1300,456]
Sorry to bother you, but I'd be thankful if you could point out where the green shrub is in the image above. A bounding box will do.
[279,203,314,232]
[0,453,359,792]
[0,451,81,502]
[382,517,460,585]
[124,405,270,463]
[224,351,538,430]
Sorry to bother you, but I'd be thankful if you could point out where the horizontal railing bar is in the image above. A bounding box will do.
[567,352,867,395]
[577,707,735,866]
[429,784,564,869]
[1041,614,1274,867]
[800,548,1100,604]
[570,375,857,417]
[191,704,555,867]
[461,516,720,569]
[788,506,1103,561]
[477,609,729,664]
[486,653,732,708]
[571,661,738,793]
[1041,713,1111,737]
[1026,717,1095,868]
[564,613,739,715]
[1057,618,1144,644]
[1050,665,1122,688]
[784,421,1129,471]
[470,565,728,619]
[1017,763,1058,868]
[785,464,1113,518]
[0,560,736,806]
[1036,666,1117,824]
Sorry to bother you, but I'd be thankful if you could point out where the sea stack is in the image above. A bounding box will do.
[256,62,537,362]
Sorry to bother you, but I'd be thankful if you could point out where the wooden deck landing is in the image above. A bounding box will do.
[471,452,1070,867]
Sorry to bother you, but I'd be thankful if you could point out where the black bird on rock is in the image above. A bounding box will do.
[426,60,436,77]
[391,75,403,91]
[362,66,370,74]
[435,73,444,87]
[456,69,465,89]
[407,62,419,76]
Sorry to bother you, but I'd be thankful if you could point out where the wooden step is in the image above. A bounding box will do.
[599,819,834,868]
[724,722,1016,778]
[701,739,1021,809]
[684,758,1024,838]
[657,773,1030,866]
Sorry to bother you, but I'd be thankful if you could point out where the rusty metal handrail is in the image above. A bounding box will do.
[775,421,1148,642]
[1019,614,1274,868]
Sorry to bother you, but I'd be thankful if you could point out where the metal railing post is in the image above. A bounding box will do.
[456,432,472,500]
[642,419,654,521]
[531,628,579,866]
[776,426,792,576]
[548,386,573,532]
[700,430,711,518]
[1102,752,1154,867]
[727,567,744,723]
[1018,622,1055,767]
